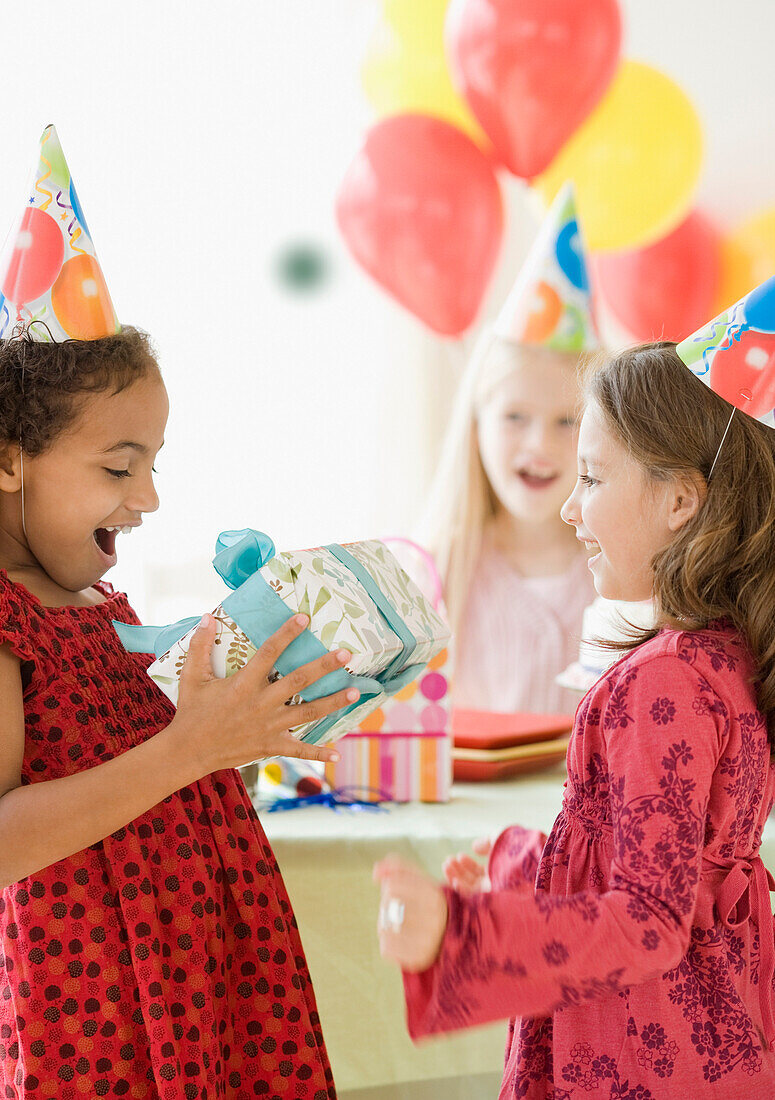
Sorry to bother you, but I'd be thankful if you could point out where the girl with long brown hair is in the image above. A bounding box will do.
[376,281,775,1098]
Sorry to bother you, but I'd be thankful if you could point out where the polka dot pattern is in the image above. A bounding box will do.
[0,572,335,1098]
[358,660,450,734]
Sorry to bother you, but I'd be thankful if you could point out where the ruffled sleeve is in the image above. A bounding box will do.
[0,572,36,663]
[488,825,548,893]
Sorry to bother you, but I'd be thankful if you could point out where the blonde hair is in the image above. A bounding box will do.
[588,342,775,747]
[418,328,582,637]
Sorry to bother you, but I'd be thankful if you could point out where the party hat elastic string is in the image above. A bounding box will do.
[707,409,736,481]
[11,321,54,542]
[16,337,28,543]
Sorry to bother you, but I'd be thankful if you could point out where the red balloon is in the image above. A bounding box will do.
[336,114,503,335]
[710,330,775,420]
[446,0,621,179]
[595,211,721,344]
[0,207,64,305]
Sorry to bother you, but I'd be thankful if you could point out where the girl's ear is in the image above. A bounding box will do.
[667,472,705,533]
[0,443,22,492]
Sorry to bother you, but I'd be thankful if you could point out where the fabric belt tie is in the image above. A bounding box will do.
[713,854,775,1051]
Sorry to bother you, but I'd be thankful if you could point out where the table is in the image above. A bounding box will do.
[260,764,561,1099]
[259,766,775,1100]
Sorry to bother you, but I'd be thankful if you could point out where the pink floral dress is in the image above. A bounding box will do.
[404,624,775,1098]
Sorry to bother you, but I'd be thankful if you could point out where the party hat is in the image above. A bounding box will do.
[493,181,600,352]
[0,124,119,341]
[676,277,775,430]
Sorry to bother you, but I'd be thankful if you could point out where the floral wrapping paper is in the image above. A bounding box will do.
[146,539,450,747]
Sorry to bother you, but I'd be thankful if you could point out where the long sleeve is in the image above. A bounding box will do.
[404,654,726,1037]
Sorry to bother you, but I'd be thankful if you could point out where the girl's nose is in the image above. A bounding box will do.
[524,419,550,452]
[560,483,580,526]
[126,472,159,515]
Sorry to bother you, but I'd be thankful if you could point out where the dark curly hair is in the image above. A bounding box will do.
[0,327,160,456]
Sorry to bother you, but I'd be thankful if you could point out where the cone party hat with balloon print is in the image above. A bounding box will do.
[0,124,119,341]
[675,277,775,431]
[493,181,601,353]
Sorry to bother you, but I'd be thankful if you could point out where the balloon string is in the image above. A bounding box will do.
[708,408,736,481]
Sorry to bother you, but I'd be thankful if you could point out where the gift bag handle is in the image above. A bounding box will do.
[382,536,444,612]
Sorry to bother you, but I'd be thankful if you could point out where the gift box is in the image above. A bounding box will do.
[114,528,450,748]
[353,644,450,734]
[324,641,452,802]
[325,730,451,803]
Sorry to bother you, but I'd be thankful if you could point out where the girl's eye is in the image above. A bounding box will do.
[505,412,527,423]
[579,473,598,487]
[559,418,575,429]
[105,468,131,479]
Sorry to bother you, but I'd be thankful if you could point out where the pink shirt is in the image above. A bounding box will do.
[455,542,595,715]
[404,624,775,1097]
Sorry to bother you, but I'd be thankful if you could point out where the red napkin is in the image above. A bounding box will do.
[452,709,574,750]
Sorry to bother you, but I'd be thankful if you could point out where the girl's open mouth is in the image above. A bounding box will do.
[93,528,118,560]
[517,470,559,491]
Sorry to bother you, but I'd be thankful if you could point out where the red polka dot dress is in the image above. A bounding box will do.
[0,572,337,1100]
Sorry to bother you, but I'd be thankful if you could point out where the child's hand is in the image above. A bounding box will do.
[171,613,359,775]
[373,855,448,973]
[442,835,493,894]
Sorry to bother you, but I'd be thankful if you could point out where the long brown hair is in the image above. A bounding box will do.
[588,342,775,746]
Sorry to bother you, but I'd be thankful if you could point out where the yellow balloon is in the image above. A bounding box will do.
[535,61,703,252]
[361,6,490,151]
[714,209,775,313]
[384,0,450,50]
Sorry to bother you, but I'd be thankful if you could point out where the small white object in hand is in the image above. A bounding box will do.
[380,897,406,933]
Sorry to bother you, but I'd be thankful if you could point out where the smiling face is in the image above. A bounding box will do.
[4,373,168,593]
[475,348,580,527]
[560,400,688,601]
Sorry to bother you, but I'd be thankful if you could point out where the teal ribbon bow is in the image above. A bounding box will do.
[113,528,422,744]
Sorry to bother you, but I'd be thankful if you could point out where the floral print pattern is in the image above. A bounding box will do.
[404,624,775,1097]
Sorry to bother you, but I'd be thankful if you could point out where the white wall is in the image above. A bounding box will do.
[1,0,773,622]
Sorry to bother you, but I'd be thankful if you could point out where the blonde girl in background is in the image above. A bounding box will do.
[417,184,599,715]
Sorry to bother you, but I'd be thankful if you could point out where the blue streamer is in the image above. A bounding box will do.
[262,785,392,813]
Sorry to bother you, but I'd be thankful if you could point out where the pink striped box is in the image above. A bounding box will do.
[325,730,451,803]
